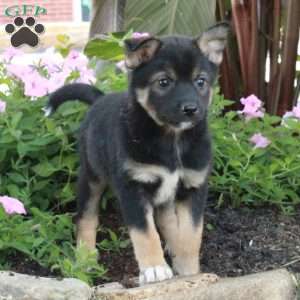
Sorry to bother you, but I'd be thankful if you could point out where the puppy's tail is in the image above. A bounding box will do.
[44,83,104,116]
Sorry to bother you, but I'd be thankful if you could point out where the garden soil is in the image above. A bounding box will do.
[9,200,300,286]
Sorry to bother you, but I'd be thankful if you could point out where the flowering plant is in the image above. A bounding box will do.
[210,92,300,213]
[2,47,96,99]
[0,40,127,283]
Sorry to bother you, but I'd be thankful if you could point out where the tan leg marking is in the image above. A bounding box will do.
[76,181,105,250]
[156,203,204,276]
[77,216,99,250]
[129,210,166,269]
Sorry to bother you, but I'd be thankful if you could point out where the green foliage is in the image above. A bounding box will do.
[209,93,300,214]
[125,0,216,36]
[84,31,132,61]
[55,34,75,57]
[0,88,83,209]
[99,228,131,253]
[52,243,107,284]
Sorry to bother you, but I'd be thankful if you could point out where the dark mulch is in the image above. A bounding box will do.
[7,202,300,285]
[201,204,300,276]
[5,254,59,278]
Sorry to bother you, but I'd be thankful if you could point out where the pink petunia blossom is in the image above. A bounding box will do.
[63,50,89,72]
[61,50,96,85]
[6,64,34,80]
[76,68,96,84]
[4,47,96,98]
[292,104,300,119]
[0,195,26,215]
[238,94,264,120]
[132,32,150,39]
[282,111,294,119]
[46,70,70,94]
[2,47,23,62]
[249,133,271,149]
[23,70,49,98]
[41,59,62,75]
[40,47,64,75]
[282,104,300,122]
[0,100,6,113]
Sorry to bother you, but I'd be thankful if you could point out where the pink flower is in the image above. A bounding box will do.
[292,104,300,119]
[238,94,264,120]
[132,32,150,39]
[23,70,49,98]
[282,111,294,119]
[282,104,300,121]
[61,50,96,85]
[2,47,23,62]
[0,100,6,113]
[46,70,70,93]
[249,133,271,149]
[75,68,96,84]
[6,64,34,80]
[40,48,64,75]
[4,47,95,97]
[63,50,89,72]
[0,195,26,215]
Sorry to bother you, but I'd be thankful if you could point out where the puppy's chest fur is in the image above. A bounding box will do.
[124,139,209,205]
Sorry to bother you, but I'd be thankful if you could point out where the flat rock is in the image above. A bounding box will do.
[0,271,92,300]
[0,269,297,300]
[93,269,298,300]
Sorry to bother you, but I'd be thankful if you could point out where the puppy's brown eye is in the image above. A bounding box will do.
[196,77,206,88]
[158,78,170,88]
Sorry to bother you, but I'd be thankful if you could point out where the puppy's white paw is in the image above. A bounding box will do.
[139,265,173,285]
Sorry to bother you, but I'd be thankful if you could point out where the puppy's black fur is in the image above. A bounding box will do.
[47,23,229,285]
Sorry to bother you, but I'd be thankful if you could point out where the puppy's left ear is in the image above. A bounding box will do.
[196,22,230,65]
[124,36,161,69]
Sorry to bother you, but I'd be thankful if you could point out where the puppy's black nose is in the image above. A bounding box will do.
[181,103,198,115]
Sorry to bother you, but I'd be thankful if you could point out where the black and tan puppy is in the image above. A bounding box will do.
[46,23,229,285]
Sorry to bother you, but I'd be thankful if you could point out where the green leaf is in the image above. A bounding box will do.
[125,0,216,36]
[56,34,70,44]
[32,161,58,177]
[11,112,23,128]
[84,39,124,61]
[7,173,25,184]
[6,184,20,197]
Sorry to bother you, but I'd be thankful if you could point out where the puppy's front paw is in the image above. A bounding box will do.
[139,265,173,285]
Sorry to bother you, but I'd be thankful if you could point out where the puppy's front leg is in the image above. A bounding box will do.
[156,190,205,276]
[119,185,173,284]
[129,209,173,285]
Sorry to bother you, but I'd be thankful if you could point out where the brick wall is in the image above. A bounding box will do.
[0,0,74,24]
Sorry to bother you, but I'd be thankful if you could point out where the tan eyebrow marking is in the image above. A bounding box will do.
[192,69,209,80]
[149,69,177,83]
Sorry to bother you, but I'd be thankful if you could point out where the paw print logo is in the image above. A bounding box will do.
[5,16,45,47]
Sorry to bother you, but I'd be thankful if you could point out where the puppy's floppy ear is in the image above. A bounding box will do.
[196,22,230,65]
[124,36,161,69]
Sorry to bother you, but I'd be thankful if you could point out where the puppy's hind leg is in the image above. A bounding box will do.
[76,165,106,250]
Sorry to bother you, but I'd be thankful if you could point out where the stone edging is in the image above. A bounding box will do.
[0,269,298,300]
